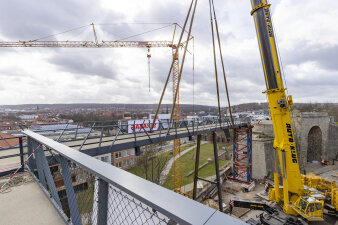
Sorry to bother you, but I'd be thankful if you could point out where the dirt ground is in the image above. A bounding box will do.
[202,163,338,224]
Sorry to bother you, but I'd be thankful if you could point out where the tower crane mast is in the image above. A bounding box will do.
[172,47,181,192]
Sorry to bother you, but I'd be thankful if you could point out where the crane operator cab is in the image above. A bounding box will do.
[294,197,323,221]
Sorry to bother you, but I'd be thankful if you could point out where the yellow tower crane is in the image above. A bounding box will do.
[171,46,181,192]
[0,23,192,193]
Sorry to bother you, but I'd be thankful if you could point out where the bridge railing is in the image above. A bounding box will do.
[23,129,246,225]
[0,135,25,176]
[0,118,248,177]
[31,117,234,143]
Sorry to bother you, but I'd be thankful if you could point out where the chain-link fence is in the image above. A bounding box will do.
[26,139,173,225]
[106,186,171,225]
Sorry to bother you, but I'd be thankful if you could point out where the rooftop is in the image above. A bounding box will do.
[0,132,21,149]
[0,173,64,225]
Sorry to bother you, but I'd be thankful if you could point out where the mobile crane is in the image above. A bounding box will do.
[249,0,325,222]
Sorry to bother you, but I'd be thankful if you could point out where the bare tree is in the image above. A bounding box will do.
[136,145,155,180]
[136,142,169,183]
[154,152,170,184]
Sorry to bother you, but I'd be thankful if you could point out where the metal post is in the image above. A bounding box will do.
[59,156,82,225]
[233,129,236,179]
[34,142,47,188]
[152,157,154,182]
[74,123,79,140]
[79,122,96,151]
[133,121,137,145]
[213,132,223,211]
[19,137,24,172]
[97,178,109,225]
[99,127,104,148]
[193,134,201,200]
[57,122,69,142]
[37,145,62,207]
[109,129,120,152]
[246,129,251,183]
[27,137,36,171]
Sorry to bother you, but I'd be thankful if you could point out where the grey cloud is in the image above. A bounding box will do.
[283,44,338,71]
[0,0,123,41]
[48,50,117,79]
[0,68,26,77]
[287,71,338,87]
[0,0,337,105]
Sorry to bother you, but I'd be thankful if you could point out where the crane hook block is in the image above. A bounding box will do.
[147,48,151,58]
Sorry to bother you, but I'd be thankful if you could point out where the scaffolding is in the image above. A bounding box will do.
[230,127,252,183]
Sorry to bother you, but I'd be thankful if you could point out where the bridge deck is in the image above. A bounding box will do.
[0,122,249,172]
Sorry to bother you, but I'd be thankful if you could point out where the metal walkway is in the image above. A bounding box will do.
[63,119,249,156]
[1,119,250,174]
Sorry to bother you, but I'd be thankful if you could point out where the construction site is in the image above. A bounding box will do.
[0,0,337,225]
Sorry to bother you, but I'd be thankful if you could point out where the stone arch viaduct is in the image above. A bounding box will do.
[252,111,338,179]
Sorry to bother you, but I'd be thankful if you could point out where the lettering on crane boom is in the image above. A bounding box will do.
[286,123,298,163]
[264,8,273,37]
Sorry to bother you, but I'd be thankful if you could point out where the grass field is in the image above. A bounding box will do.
[162,143,230,190]
[127,142,195,181]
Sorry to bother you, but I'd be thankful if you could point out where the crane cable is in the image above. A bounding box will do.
[268,0,292,122]
[193,38,195,114]
[168,0,198,125]
[208,0,222,124]
[116,23,175,41]
[266,0,288,94]
[211,0,234,126]
[28,23,175,43]
[29,24,91,42]
[151,0,197,130]
[147,48,151,92]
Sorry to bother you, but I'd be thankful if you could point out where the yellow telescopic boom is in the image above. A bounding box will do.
[249,0,323,220]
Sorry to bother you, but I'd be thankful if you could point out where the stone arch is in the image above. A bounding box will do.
[307,126,322,162]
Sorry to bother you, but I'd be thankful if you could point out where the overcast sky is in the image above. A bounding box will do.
[0,0,337,106]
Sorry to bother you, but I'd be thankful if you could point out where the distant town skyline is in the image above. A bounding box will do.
[1,0,337,106]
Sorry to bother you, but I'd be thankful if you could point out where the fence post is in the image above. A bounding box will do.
[193,134,201,200]
[19,137,24,172]
[34,142,47,189]
[247,128,252,183]
[213,132,223,211]
[27,137,36,171]
[36,145,62,207]
[233,129,236,179]
[59,156,82,225]
[97,178,109,225]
